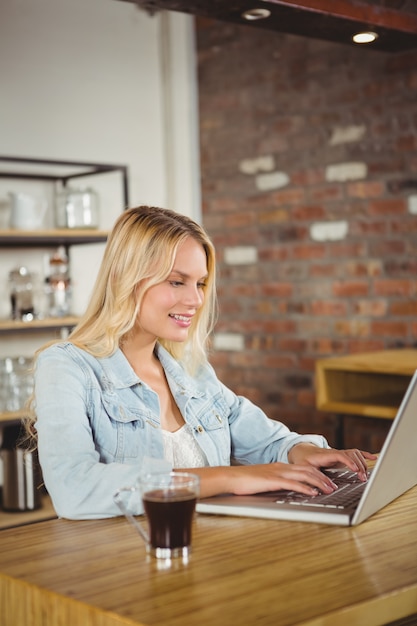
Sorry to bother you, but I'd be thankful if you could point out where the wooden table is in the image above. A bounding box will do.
[1,486,417,626]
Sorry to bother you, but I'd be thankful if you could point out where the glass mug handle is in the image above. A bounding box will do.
[114,486,150,546]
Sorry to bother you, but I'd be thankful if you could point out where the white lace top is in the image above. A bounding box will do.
[162,423,208,468]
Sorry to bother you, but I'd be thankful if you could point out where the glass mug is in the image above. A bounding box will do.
[114,471,200,560]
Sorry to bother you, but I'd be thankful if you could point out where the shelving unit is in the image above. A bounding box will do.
[0,155,129,339]
[0,156,129,527]
[316,349,417,418]
[0,155,129,207]
[315,349,417,447]
[0,232,108,334]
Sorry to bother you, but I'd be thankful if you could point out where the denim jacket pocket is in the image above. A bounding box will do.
[97,393,146,461]
[194,394,231,461]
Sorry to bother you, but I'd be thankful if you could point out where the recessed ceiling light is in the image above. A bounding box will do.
[242,8,271,21]
[352,31,379,44]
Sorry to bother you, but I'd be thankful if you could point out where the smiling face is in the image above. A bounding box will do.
[136,236,209,345]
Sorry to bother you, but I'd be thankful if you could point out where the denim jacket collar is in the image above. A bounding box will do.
[99,343,204,400]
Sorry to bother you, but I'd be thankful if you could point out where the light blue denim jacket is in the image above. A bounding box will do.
[34,342,329,519]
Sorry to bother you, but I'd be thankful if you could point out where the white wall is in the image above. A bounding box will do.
[0,0,200,356]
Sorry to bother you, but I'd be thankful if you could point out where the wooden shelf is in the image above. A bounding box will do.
[0,315,79,333]
[0,228,108,247]
[0,493,56,530]
[316,349,417,419]
[0,410,29,425]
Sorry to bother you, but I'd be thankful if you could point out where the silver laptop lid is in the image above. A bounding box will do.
[352,368,417,525]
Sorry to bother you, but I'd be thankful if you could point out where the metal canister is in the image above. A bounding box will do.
[1,425,42,512]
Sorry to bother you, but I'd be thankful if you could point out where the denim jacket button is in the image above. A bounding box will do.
[215,413,222,423]
[197,425,204,433]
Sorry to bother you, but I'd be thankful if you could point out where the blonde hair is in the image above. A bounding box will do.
[68,205,217,371]
[24,206,217,445]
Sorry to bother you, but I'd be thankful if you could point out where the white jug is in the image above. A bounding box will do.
[9,192,47,230]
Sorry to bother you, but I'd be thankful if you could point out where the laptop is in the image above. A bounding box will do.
[197,369,417,526]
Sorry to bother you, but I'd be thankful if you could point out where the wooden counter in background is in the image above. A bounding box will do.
[0,494,56,530]
[315,349,417,447]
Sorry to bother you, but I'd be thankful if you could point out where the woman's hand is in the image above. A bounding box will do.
[181,445,378,499]
[287,443,378,482]
[189,461,350,499]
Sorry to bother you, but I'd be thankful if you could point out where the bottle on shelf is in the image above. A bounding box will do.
[44,246,72,317]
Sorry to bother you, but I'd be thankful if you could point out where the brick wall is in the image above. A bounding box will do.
[195,18,417,451]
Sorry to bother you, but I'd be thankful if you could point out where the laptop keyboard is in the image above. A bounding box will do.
[274,469,370,510]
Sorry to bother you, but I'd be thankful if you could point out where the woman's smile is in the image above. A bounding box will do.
[169,313,193,327]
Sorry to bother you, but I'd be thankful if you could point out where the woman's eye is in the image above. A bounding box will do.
[169,279,206,288]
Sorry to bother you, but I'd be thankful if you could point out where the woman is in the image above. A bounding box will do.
[30,206,376,519]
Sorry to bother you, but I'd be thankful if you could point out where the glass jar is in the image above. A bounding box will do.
[55,187,99,229]
[8,266,35,321]
[0,356,33,412]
